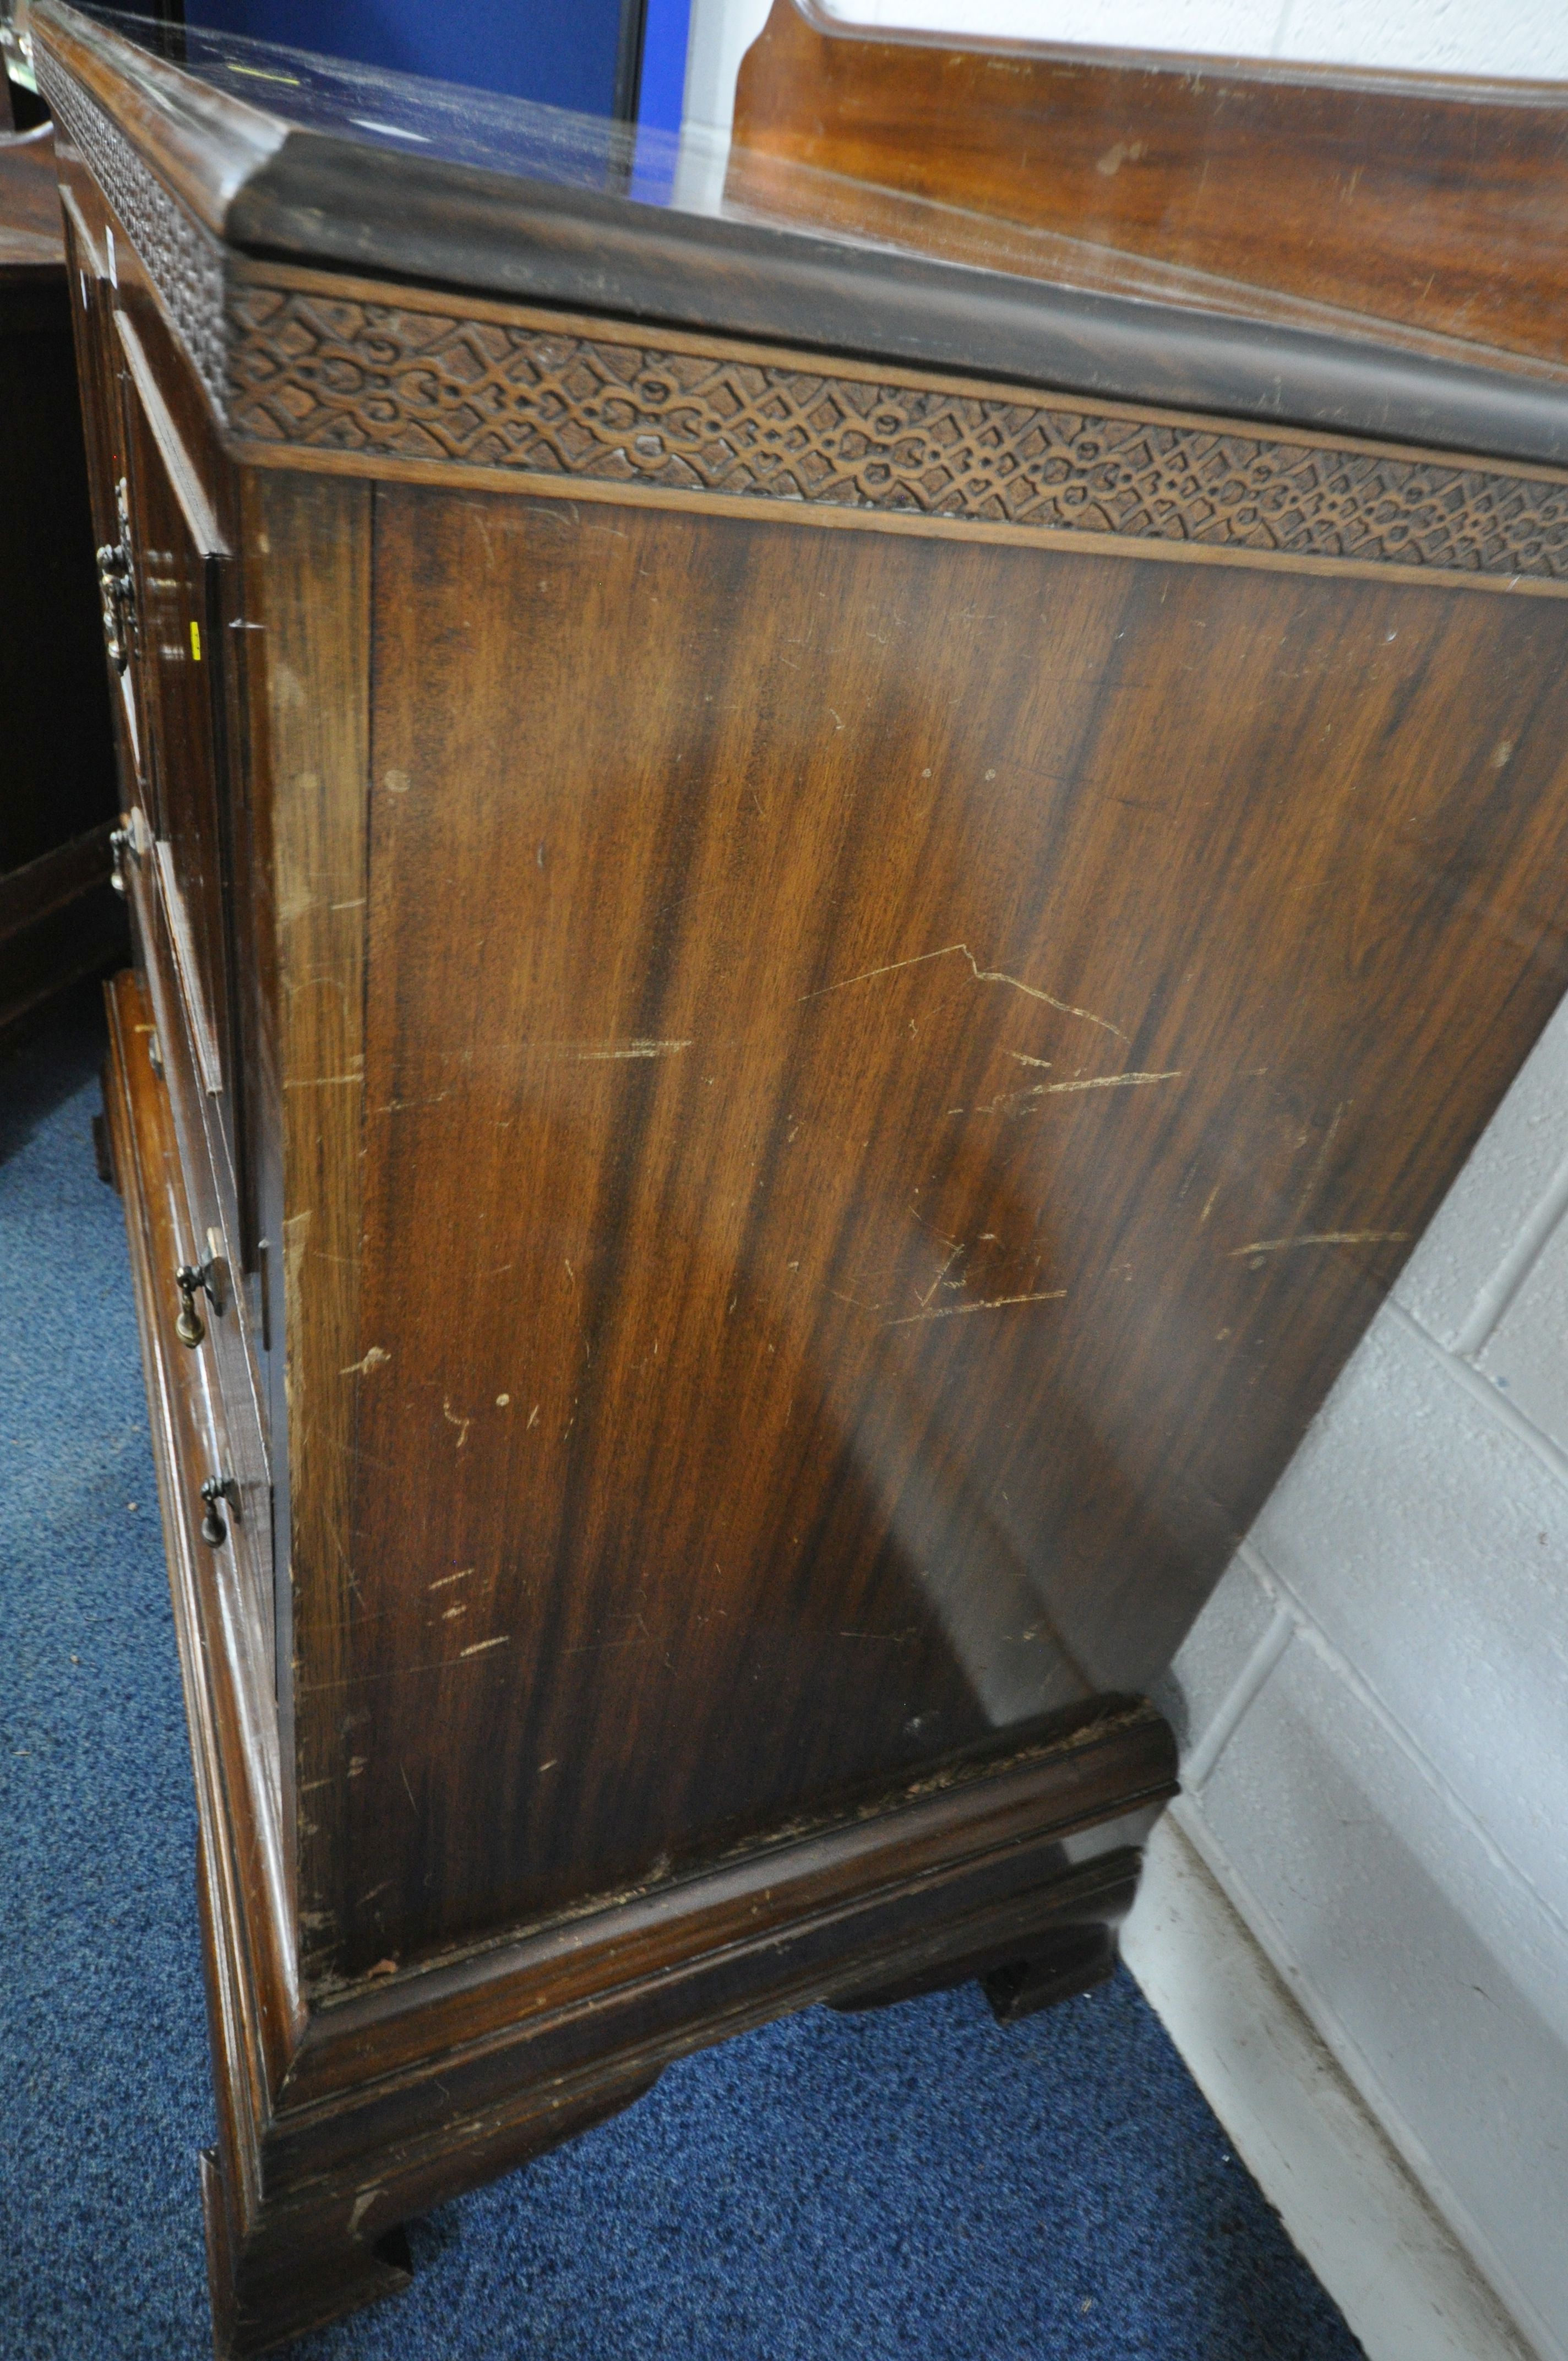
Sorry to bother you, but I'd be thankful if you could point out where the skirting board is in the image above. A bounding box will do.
[1120,1810,1540,2361]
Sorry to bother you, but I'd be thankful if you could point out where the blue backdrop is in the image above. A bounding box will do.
[185,0,692,125]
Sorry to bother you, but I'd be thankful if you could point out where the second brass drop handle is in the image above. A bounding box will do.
[199,1475,237,1548]
[174,1238,230,1348]
[175,1263,207,1347]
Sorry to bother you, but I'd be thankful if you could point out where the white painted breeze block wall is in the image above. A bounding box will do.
[813,0,1568,79]
[677,7,1568,2353]
[1164,995,1568,2361]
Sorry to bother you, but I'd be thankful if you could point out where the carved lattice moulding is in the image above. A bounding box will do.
[222,285,1568,587]
[39,35,1568,594]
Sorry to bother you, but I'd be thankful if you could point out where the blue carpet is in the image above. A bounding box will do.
[2,989,1365,2361]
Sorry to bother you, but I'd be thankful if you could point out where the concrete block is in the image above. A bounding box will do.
[820,0,1568,78]
[1157,1546,1277,1762]
[1241,1312,1568,1924]
[1396,989,1568,1354]
[1477,1213,1568,1460]
[1124,1814,1543,2361]
[1190,1638,1568,2354]
[1278,0,1568,73]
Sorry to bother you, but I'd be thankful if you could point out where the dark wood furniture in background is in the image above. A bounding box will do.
[37,0,1568,2348]
[0,118,120,1046]
[732,0,1568,369]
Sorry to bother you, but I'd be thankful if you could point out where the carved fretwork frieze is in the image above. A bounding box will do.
[224,287,1568,583]
[31,51,1568,587]
[39,57,228,416]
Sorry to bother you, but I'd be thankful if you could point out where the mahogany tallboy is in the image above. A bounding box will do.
[37,1,1568,2348]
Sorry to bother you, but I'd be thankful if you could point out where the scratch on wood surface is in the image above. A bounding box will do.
[1039,1068,1182,1096]
[428,1568,473,1590]
[443,1397,472,1449]
[282,1210,311,1308]
[348,2188,382,2235]
[575,1039,692,1060]
[1009,1051,1053,1068]
[969,1069,1184,1115]
[1200,1183,1222,1225]
[285,1072,363,1088]
[458,1036,695,1065]
[799,944,1127,1039]
[886,1288,1066,1326]
[917,1242,966,1308]
[1229,1230,1411,1258]
[340,1345,390,1377]
[460,1634,511,1658]
[1291,1101,1346,1229]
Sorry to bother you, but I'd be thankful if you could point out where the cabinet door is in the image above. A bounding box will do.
[117,332,236,1129]
[59,209,149,803]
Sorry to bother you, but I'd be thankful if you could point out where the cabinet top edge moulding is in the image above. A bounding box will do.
[30,0,1568,491]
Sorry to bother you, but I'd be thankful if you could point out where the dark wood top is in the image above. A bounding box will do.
[30,0,1568,466]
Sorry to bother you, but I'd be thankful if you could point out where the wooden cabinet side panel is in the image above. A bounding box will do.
[242,467,371,1958]
[297,481,1568,1984]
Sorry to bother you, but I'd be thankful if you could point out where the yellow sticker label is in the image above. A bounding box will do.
[189,619,202,662]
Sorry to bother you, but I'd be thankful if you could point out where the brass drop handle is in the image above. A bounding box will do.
[175,1263,207,1347]
[110,807,147,899]
[174,1237,230,1348]
[199,1475,236,1549]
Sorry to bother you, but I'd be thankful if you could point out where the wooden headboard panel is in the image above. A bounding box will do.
[731,0,1568,368]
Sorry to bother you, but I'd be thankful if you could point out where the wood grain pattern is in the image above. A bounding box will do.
[733,0,1568,369]
[280,481,1568,1982]
[115,946,1175,2357]
[242,466,371,1941]
[721,130,1568,392]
